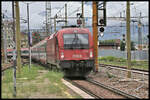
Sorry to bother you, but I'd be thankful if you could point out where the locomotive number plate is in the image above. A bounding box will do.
[72,54,82,58]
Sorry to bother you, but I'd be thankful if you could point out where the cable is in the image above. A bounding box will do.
[67,2,82,17]
[68,7,81,17]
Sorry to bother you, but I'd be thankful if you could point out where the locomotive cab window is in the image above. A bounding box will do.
[63,33,89,49]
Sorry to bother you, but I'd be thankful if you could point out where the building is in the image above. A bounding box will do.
[20,32,28,48]
[2,19,29,49]
[99,39,121,50]
[2,20,14,49]
[135,43,149,50]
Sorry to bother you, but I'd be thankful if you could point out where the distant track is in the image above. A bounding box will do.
[2,62,14,72]
[2,59,29,72]
[99,63,148,73]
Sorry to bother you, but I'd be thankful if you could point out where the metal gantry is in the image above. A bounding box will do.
[46,1,52,36]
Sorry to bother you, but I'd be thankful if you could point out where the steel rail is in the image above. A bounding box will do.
[2,60,29,72]
[86,78,140,99]
[99,63,149,74]
[2,65,14,72]
[63,78,102,99]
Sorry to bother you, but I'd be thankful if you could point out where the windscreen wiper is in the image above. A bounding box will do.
[71,34,79,49]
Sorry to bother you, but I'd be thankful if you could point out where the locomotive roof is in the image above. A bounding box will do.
[59,27,90,33]
[31,36,49,48]
[31,28,91,48]
[47,28,90,40]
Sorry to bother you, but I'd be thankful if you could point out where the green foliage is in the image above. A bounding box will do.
[98,56,107,61]
[2,70,13,83]
[117,58,126,62]
[99,39,116,45]
[43,70,64,83]
[32,32,42,45]
[99,56,148,70]
[17,64,44,80]
[120,41,125,51]
[120,40,136,51]
[2,64,81,98]
[105,56,116,61]
[131,41,136,50]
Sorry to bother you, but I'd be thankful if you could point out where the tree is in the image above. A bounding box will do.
[120,41,136,51]
[120,41,125,51]
[131,41,135,50]
[32,32,41,45]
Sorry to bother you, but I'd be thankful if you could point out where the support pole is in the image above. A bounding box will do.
[12,1,17,97]
[54,16,56,32]
[126,1,131,78]
[27,3,31,69]
[3,11,8,63]
[65,4,67,26]
[138,12,142,50]
[45,2,48,36]
[93,1,98,72]
[50,2,52,35]
[15,1,21,74]
[82,1,85,27]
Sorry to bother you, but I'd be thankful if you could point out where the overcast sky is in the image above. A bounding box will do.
[2,1,149,29]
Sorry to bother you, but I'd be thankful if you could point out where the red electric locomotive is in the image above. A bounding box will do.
[31,27,94,77]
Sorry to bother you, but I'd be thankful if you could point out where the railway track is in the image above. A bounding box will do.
[64,78,101,98]
[99,63,148,74]
[64,78,140,99]
[2,59,29,72]
[86,78,140,99]
[2,62,14,72]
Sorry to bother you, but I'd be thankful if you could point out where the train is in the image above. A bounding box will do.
[7,48,29,57]
[8,27,94,77]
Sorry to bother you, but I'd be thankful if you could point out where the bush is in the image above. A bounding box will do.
[117,58,126,62]
[106,56,116,61]
[99,56,118,62]
[99,57,107,61]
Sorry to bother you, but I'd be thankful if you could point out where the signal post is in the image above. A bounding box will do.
[92,1,98,72]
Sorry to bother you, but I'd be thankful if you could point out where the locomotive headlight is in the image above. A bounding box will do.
[61,52,64,59]
[90,51,93,58]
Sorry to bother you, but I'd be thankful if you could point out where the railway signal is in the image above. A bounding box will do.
[122,34,126,43]
[77,13,82,26]
[77,19,82,25]
[97,1,106,37]
[97,1,106,26]
[98,27,104,37]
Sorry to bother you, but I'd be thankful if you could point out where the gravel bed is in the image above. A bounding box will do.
[73,80,125,99]
[88,67,149,99]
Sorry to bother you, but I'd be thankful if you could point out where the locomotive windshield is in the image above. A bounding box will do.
[63,33,89,49]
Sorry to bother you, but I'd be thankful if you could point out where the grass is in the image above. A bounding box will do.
[2,64,82,99]
[98,56,149,70]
